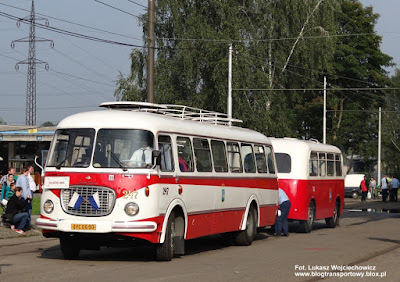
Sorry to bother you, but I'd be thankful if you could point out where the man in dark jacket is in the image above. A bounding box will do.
[5,186,31,234]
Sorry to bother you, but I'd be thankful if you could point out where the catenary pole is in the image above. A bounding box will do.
[323,76,326,144]
[146,0,155,103]
[378,107,381,185]
[228,44,232,126]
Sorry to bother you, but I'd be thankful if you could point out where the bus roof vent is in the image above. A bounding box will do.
[308,138,319,143]
[99,102,243,126]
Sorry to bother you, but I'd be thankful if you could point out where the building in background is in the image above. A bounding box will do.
[0,125,55,175]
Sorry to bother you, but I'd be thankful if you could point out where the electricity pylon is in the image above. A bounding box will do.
[11,0,54,126]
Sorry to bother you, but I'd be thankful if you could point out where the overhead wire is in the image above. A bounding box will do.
[0,1,143,41]
[0,11,149,48]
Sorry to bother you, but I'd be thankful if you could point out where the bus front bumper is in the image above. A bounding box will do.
[35,218,157,233]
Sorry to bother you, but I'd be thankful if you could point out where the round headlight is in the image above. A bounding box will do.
[125,202,139,216]
[43,200,54,214]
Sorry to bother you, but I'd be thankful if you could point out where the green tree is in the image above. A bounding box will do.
[383,69,400,176]
[328,0,393,173]
[41,121,55,127]
[116,0,393,173]
[116,0,337,137]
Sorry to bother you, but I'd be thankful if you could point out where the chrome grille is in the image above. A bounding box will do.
[60,186,116,216]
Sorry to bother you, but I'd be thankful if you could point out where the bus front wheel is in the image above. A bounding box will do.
[235,206,257,246]
[155,213,175,261]
[299,202,315,233]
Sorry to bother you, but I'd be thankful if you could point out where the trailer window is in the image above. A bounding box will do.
[309,152,318,176]
[275,153,291,173]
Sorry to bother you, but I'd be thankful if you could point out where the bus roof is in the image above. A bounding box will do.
[57,108,271,145]
[269,137,341,155]
[270,137,342,179]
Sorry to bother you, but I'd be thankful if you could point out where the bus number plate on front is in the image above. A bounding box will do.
[71,224,96,230]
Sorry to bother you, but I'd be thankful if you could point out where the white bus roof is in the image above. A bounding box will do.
[270,137,342,179]
[270,137,341,154]
[57,106,271,145]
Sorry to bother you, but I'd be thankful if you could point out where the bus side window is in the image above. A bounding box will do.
[254,145,267,173]
[176,136,194,172]
[319,152,326,177]
[327,153,335,176]
[158,135,174,171]
[335,154,342,176]
[193,138,212,172]
[309,152,318,176]
[265,146,275,174]
[211,140,228,172]
[241,144,256,173]
[227,142,242,173]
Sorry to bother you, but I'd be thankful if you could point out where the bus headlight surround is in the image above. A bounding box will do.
[43,200,54,214]
[125,202,139,216]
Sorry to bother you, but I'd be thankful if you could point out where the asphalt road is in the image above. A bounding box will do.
[0,198,399,282]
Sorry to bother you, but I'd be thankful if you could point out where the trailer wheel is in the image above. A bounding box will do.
[299,202,315,233]
[325,200,340,228]
[235,206,257,246]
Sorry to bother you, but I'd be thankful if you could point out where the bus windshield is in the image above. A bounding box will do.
[47,128,95,168]
[47,128,154,169]
[93,129,154,169]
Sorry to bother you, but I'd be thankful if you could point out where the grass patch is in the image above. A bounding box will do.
[32,197,40,215]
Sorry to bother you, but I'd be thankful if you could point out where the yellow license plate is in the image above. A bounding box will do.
[71,224,96,230]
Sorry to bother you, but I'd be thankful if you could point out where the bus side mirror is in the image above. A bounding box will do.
[152,150,161,166]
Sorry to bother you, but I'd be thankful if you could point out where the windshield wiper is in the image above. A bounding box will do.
[107,149,127,171]
[56,148,79,169]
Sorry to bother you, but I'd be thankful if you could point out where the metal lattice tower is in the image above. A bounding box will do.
[11,0,53,126]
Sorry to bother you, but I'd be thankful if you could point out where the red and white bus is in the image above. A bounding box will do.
[36,102,279,260]
[270,138,344,233]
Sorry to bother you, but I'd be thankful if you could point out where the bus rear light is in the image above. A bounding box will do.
[145,186,150,197]
[178,185,183,195]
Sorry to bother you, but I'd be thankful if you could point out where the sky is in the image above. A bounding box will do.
[0,0,399,126]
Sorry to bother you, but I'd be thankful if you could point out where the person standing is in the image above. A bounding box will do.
[0,167,18,186]
[27,165,37,194]
[360,176,368,202]
[390,176,399,202]
[15,167,32,220]
[275,188,291,236]
[369,177,376,199]
[381,174,389,202]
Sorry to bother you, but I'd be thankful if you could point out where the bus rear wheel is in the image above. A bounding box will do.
[155,213,175,261]
[299,202,315,233]
[325,201,340,228]
[235,207,257,246]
